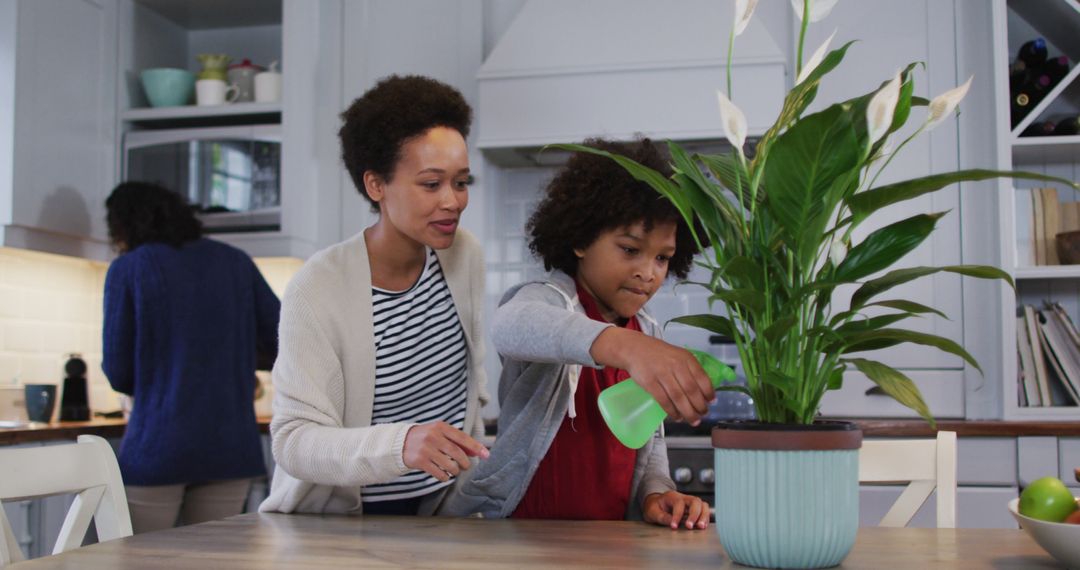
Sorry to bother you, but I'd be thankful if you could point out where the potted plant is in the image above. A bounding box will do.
[559,0,1079,568]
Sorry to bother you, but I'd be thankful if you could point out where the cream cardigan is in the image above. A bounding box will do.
[260,229,489,514]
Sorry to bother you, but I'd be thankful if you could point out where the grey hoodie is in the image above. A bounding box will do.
[439,271,675,519]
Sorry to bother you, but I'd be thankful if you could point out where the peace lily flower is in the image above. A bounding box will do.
[796,29,837,85]
[925,75,973,131]
[790,0,839,23]
[866,71,902,145]
[828,235,848,266]
[717,90,748,154]
[734,0,760,36]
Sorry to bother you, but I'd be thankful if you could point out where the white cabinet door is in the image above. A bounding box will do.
[803,0,963,371]
[3,0,117,260]
[337,0,483,242]
[860,485,1018,529]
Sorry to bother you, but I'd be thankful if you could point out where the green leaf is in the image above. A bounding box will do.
[833,212,946,281]
[851,265,1014,309]
[844,358,934,426]
[830,299,947,326]
[668,314,738,340]
[848,170,1080,220]
[764,371,799,398]
[763,317,798,343]
[839,328,981,373]
[835,313,913,335]
[721,256,764,291]
[827,367,844,391]
[764,103,863,266]
[710,289,766,315]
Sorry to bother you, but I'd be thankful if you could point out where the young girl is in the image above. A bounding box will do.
[261,75,490,516]
[442,138,714,529]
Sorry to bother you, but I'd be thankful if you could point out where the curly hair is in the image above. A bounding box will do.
[105,181,202,253]
[527,138,701,279]
[339,74,473,211]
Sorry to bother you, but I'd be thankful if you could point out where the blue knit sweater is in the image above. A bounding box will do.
[103,238,280,486]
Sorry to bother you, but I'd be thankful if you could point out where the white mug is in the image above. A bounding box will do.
[196,79,239,106]
[254,70,281,103]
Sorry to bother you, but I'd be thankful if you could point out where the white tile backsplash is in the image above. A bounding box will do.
[0,246,300,416]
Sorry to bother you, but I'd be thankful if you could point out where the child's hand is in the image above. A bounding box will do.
[643,491,710,530]
[402,421,490,482]
[591,328,715,424]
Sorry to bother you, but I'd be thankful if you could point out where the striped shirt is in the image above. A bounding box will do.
[361,248,469,503]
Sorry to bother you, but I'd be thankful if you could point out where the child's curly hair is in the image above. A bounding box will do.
[527,138,700,279]
[339,74,473,212]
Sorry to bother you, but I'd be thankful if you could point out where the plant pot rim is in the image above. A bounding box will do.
[711,420,863,451]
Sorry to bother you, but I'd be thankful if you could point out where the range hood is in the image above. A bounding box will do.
[477,0,787,165]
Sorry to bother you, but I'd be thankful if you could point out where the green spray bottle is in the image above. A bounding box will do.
[597,348,736,449]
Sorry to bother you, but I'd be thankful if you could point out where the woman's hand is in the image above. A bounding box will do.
[402,421,490,482]
[643,491,710,530]
[591,328,715,424]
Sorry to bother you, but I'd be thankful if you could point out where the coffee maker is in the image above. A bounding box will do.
[59,353,90,421]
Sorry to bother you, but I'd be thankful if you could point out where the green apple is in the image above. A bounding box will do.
[1020,476,1078,522]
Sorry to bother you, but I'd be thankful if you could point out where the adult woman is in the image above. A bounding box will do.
[102,181,280,533]
[260,75,489,516]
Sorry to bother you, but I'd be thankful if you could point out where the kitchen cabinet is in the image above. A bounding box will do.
[0,0,119,261]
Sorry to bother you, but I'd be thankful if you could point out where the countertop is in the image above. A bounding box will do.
[0,416,272,446]
[8,512,1055,569]
[3,417,1080,447]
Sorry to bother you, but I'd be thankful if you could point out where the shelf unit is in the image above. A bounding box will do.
[994,0,1080,419]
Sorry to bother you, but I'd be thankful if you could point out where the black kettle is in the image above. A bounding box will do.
[59,353,90,421]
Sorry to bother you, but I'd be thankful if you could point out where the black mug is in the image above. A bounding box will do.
[24,384,56,423]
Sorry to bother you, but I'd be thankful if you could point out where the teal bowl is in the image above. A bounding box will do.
[139,68,195,107]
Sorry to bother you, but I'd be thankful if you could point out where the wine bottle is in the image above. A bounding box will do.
[1054,116,1080,136]
[1041,55,1070,85]
[1017,38,1048,68]
[1011,75,1052,127]
[1022,120,1056,137]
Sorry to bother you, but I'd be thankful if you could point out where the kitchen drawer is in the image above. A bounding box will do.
[1020,436,1059,488]
[860,485,1018,529]
[820,370,963,419]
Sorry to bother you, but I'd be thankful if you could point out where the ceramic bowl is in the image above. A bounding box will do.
[139,68,195,107]
[1008,497,1080,568]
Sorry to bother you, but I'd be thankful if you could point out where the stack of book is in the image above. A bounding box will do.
[1016,187,1080,266]
[1017,302,1080,407]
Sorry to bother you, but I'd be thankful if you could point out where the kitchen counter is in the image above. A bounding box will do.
[4,417,1080,447]
[0,417,272,446]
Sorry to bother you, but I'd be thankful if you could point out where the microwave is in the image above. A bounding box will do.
[123,125,282,233]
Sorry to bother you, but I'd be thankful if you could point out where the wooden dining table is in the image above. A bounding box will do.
[9,513,1061,569]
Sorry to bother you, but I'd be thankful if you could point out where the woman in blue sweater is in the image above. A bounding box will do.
[102,181,281,533]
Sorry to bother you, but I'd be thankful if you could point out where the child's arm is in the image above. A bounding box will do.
[590,327,715,424]
[491,283,613,366]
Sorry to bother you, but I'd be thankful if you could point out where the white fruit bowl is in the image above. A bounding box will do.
[1009,497,1080,569]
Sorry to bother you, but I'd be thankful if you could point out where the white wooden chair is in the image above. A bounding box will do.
[0,435,132,565]
[859,430,957,528]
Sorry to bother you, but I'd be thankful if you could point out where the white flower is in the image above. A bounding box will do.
[717,90,748,153]
[790,0,839,23]
[925,75,973,132]
[829,237,848,266]
[866,71,902,146]
[796,29,837,85]
[734,0,760,36]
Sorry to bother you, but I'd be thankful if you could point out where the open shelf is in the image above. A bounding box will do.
[122,101,281,122]
[1015,265,1080,280]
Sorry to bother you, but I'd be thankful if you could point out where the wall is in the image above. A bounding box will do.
[0,247,300,419]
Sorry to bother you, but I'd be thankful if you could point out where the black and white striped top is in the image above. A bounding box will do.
[361,248,469,503]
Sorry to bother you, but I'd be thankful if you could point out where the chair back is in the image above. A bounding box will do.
[859,430,957,528]
[0,435,132,565]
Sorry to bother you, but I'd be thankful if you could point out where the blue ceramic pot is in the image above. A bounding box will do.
[139,68,195,107]
[712,421,862,569]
